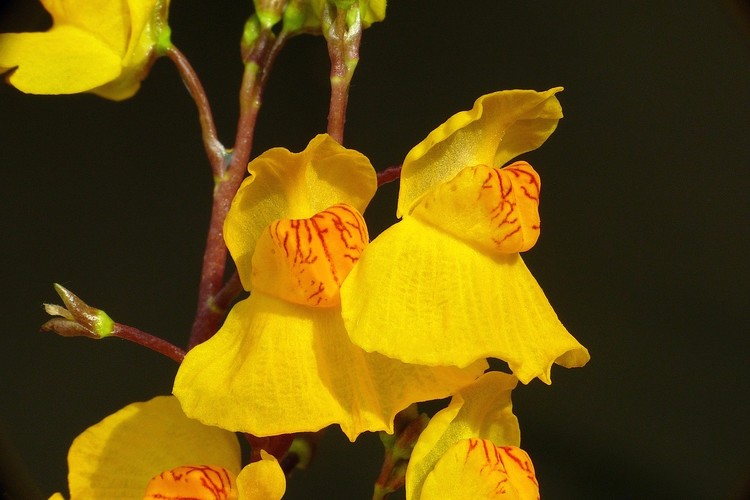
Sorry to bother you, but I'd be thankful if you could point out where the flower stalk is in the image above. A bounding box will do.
[187,26,289,349]
[165,45,227,177]
[42,284,185,363]
[374,406,429,500]
[324,4,362,143]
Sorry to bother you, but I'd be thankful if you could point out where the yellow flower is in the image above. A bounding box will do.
[53,395,285,500]
[420,440,539,500]
[340,88,590,384]
[173,134,486,441]
[0,0,171,100]
[406,372,539,500]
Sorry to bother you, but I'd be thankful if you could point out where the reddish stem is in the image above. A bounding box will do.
[165,45,226,177]
[188,30,289,349]
[112,323,186,363]
[377,165,402,186]
[326,8,361,144]
[245,433,296,463]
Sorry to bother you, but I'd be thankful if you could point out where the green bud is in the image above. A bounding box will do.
[282,1,308,33]
[255,0,287,29]
[242,15,262,48]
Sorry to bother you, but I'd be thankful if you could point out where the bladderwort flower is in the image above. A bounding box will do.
[173,134,486,442]
[340,88,590,384]
[0,0,171,100]
[50,396,285,500]
[406,372,539,500]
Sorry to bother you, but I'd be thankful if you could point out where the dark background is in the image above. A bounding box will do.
[2,1,749,498]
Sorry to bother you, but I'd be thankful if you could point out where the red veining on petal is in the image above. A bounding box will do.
[456,439,540,498]
[143,465,238,500]
[253,204,368,307]
[413,162,541,255]
[482,164,540,253]
[500,446,540,491]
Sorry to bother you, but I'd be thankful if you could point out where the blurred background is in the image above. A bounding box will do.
[2,1,749,498]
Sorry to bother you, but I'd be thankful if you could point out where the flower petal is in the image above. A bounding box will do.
[225,134,377,289]
[406,372,520,500]
[124,0,160,62]
[397,88,563,217]
[420,440,539,500]
[173,293,486,441]
[144,465,238,500]
[0,27,121,95]
[411,162,541,254]
[67,396,240,499]
[236,450,286,500]
[340,217,589,383]
[251,204,368,307]
[90,0,163,100]
[41,0,131,55]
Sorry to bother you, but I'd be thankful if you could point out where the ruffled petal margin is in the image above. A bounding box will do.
[173,293,486,441]
[397,88,563,217]
[340,217,589,383]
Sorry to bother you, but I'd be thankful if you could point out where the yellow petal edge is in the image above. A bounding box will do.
[236,450,286,500]
[397,88,563,217]
[406,372,520,500]
[420,440,539,500]
[65,395,240,499]
[225,134,377,290]
[0,0,168,100]
[340,216,590,383]
[174,293,486,441]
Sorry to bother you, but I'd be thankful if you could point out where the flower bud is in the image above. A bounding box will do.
[254,0,287,30]
[41,284,114,339]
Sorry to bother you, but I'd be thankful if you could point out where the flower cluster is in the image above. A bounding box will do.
[5,0,590,498]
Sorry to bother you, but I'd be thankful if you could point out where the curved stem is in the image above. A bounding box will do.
[165,45,227,176]
[112,323,186,363]
[188,30,289,349]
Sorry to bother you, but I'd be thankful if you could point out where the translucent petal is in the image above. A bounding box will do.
[173,293,486,441]
[225,134,377,289]
[235,451,286,500]
[67,396,240,499]
[252,204,368,307]
[398,89,563,217]
[420,440,539,500]
[0,27,121,95]
[411,162,541,254]
[144,465,238,500]
[406,372,520,500]
[340,217,589,383]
